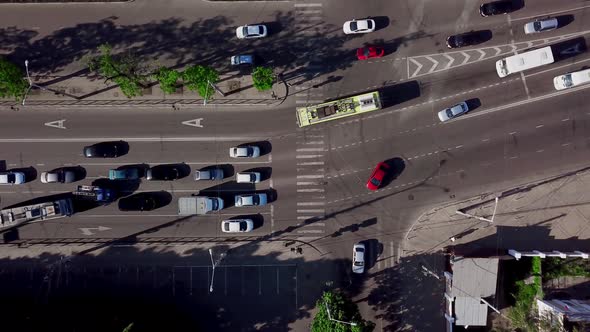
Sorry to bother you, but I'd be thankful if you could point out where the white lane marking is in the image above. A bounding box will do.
[78,212,270,217]
[536,124,544,128]
[511,4,590,22]
[297,175,323,179]
[295,10,322,14]
[519,71,531,99]
[294,3,322,7]
[524,57,590,78]
[297,209,324,213]
[296,148,325,152]
[302,141,324,145]
[0,136,267,143]
[297,202,325,206]
[297,230,323,234]
[270,205,274,231]
[408,58,423,78]
[297,161,324,166]
[77,161,269,166]
[297,182,318,185]
[297,188,325,192]
[296,155,323,159]
[44,119,66,129]
[562,118,570,122]
[79,226,111,236]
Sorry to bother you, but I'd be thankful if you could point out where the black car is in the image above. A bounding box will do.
[118,193,157,211]
[479,0,514,17]
[146,164,183,181]
[83,141,126,158]
[446,32,479,48]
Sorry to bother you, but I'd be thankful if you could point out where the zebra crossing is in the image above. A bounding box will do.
[295,133,327,238]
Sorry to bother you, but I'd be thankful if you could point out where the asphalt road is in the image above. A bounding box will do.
[2,0,590,331]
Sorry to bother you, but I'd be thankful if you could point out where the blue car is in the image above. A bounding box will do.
[109,168,140,180]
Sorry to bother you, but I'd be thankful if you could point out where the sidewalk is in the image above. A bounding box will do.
[0,71,287,109]
[404,165,590,256]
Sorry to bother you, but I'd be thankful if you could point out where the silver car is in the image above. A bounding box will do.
[221,219,254,233]
[229,146,261,158]
[0,171,25,185]
[41,169,76,183]
[234,193,268,207]
[438,102,469,122]
[194,167,224,181]
[236,24,268,39]
[352,243,366,274]
[236,172,261,183]
[524,18,558,34]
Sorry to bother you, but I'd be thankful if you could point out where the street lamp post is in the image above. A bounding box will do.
[324,301,357,326]
[22,60,51,106]
[209,248,226,293]
[203,80,225,106]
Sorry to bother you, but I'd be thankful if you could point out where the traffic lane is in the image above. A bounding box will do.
[522,55,590,95]
[0,140,273,172]
[0,105,296,140]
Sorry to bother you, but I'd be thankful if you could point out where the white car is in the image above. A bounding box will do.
[40,169,76,183]
[229,146,260,158]
[343,19,376,34]
[221,219,254,233]
[524,18,558,34]
[234,193,268,207]
[194,167,224,181]
[236,172,261,183]
[352,243,366,274]
[553,69,590,90]
[0,171,25,185]
[438,101,469,122]
[236,24,268,39]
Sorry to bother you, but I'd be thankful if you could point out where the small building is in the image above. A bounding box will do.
[444,257,500,330]
[537,299,590,331]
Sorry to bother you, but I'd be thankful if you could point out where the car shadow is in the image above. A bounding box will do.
[370,16,390,31]
[265,188,278,202]
[10,166,37,183]
[150,163,192,180]
[469,29,492,45]
[116,163,150,178]
[240,141,272,155]
[230,213,265,229]
[381,157,406,188]
[64,166,87,182]
[118,191,172,211]
[555,14,575,28]
[242,167,272,181]
[465,98,482,112]
[198,182,256,206]
[91,178,140,200]
[551,37,587,62]
[380,81,420,108]
[263,21,282,35]
[362,238,384,271]
[511,0,525,11]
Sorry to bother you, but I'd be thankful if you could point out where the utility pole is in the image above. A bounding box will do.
[324,301,357,326]
[209,248,226,293]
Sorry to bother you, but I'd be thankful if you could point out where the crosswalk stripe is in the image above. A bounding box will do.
[297,175,323,179]
[296,154,323,159]
[294,3,322,7]
[297,209,325,213]
[297,188,325,193]
[296,148,325,152]
[297,202,325,206]
[296,161,324,166]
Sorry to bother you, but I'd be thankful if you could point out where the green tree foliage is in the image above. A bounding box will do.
[0,57,28,100]
[154,67,181,94]
[508,257,543,332]
[86,44,150,98]
[311,290,375,332]
[252,66,274,91]
[182,65,219,100]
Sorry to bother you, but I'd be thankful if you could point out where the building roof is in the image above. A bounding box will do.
[451,257,499,326]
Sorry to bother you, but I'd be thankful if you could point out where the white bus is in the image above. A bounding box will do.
[496,46,554,78]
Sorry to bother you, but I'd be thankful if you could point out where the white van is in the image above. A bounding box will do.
[553,68,590,90]
[496,46,554,78]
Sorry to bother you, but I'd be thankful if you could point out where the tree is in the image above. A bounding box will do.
[311,291,375,332]
[0,57,28,100]
[86,44,151,98]
[154,67,181,95]
[182,65,219,100]
[252,66,274,91]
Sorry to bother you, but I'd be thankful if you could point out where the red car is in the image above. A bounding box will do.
[366,162,390,191]
[356,46,385,60]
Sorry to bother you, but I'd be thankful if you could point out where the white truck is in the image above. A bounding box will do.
[496,46,554,78]
[178,196,224,215]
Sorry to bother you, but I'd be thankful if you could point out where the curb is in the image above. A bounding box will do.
[0,0,132,3]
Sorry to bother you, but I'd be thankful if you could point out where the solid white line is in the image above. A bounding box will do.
[296,161,324,166]
[0,136,265,143]
[525,56,590,78]
[511,4,590,22]
[77,160,269,166]
[296,182,317,185]
[294,3,322,7]
[297,209,324,213]
[297,202,325,206]
[270,205,275,230]
[297,230,323,234]
[302,141,324,145]
[295,10,322,14]
[295,155,323,159]
[519,72,531,99]
[297,188,325,193]
[296,148,325,152]
[297,174,323,179]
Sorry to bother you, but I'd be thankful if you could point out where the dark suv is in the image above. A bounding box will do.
[479,0,515,17]
[83,141,126,158]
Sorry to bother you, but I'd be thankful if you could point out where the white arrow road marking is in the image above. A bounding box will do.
[44,119,66,129]
[443,54,455,70]
[460,52,471,65]
[79,226,111,236]
[182,118,204,128]
[409,58,423,77]
[425,56,439,73]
